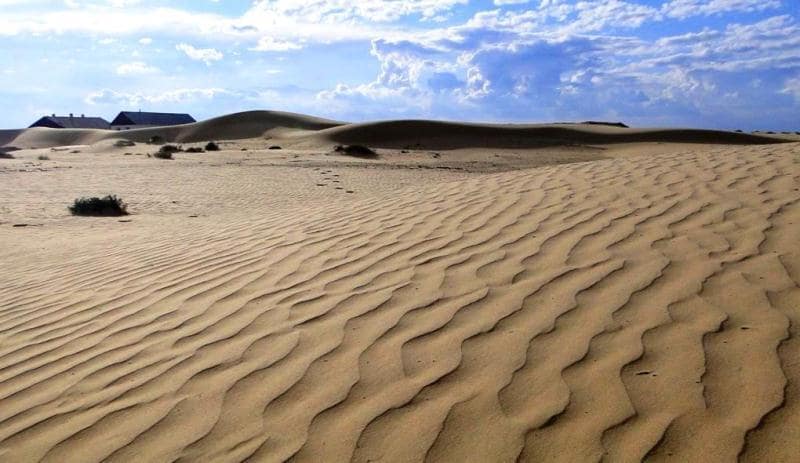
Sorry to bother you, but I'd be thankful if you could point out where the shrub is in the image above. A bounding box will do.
[185,147,205,153]
[38,155,50,160]
[153,145,181,159]
[268,145,282,150]
[160,144,182,154]
[205,141,220,151]
[735,129,743,133]
[334,144,377,158]
[69,195,128,216]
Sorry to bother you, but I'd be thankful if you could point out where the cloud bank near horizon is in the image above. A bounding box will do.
[1,0,798,130]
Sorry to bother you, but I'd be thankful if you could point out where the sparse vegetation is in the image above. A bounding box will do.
[114,140,136,148]
[269,145,282,150]
[69,195,128,217]
[148,135,165,145]
[334,144,378,158]
[205,142,220,151]
[153,144,181,159]
[185,147,205,153]
[37,155,50,161]
[160,144,182,154]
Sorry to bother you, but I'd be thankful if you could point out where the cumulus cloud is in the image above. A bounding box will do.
[175,43,223,65]
[1,0,798,130]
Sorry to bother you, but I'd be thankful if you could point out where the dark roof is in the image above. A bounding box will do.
[111,111,196,127]
[29,116,111,129]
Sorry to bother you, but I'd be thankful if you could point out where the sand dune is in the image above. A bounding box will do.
[0,129,23,148]
[307,120,788,149]
[0,128,798,462]
[3,111,787,150]
[4,111,343,149]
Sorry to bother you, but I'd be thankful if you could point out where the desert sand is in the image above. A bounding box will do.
[0,112,798,462]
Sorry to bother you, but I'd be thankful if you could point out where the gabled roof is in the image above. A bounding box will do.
[29,116,111,129]
[111,111,196,126]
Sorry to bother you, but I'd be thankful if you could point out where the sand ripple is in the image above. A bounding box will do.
[1,144,799,462]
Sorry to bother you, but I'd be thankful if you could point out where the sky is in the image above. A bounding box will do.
[1,0,799,130]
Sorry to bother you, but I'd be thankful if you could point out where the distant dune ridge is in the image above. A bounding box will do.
[0,111,798,462]
[2,110,790,150]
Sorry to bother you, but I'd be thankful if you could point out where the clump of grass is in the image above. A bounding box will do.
[160,144,182,154]
[334,144,377,158]
[37,155,50,160]
[185,147,205,153]
[153,145,181,159]
[205,141,220,151]
[69,195,128,216]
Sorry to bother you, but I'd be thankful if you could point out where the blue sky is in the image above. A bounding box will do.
[1,0,798,130]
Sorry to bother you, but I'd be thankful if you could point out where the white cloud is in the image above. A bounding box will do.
[662,0,782,19]
[243,0,469,23]
[175,43,223,65]
[782,76,800,102]
[85,87,231,106]
[138,37,152,45]
[250,36,303,52]
[108,0,142,6]
[115,61,159,75]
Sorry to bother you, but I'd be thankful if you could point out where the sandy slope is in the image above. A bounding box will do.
[3,111,788,151]
[0,119,799,462]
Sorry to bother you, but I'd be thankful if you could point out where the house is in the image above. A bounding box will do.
[29,114,111,130]
[110,111,196,130]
